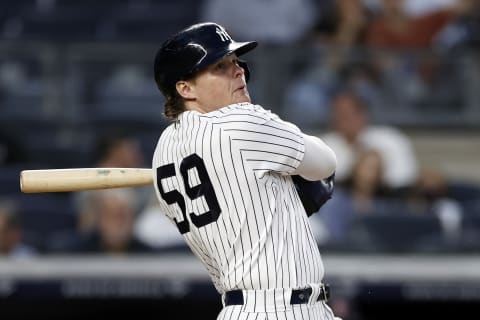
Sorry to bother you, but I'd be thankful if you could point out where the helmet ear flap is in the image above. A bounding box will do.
[238,60,251,82]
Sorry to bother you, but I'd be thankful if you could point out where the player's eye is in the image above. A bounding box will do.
[213,57,238,72]
[215,62,225,70]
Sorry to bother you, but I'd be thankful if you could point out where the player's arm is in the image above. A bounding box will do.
[292,173,335,217]
[292,133,337,181]
[290,134,336,216]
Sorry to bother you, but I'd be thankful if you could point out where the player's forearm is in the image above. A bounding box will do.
[293,134,337,181]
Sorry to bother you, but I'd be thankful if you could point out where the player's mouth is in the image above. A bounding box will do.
[234,85,246,92]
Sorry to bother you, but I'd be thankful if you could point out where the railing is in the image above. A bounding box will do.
[1,253,480,299]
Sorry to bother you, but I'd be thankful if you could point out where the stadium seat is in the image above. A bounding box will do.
[462,199,480,216]
[84,63,167,136]
[19,125,94,168]
[15,193,77,251]
[454,214,480,252]
[18,13,99,41]
[448,181,480,206]
[0,60,46,120]
[107,1,201,41]
[345,213,445,253]
[0,165,23,195]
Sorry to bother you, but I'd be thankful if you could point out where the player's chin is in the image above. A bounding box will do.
[232,91,251,104]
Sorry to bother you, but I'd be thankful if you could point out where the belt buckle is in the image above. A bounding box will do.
[319,283,329,302]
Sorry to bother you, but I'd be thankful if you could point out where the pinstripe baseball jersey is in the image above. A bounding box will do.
[152,103,325,294]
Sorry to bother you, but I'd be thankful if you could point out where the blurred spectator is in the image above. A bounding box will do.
[74,190,99,235]
[361,0,477,114]
[133,193,185,251]
[403,0,459,16]
[282,0,381,128]
[311,149,394,244]
[363,0,458,17]
[407,167,463,242]
[343,149,391,213]
[284,0,477,127]
[49,188,155,255]
[313,0,369,46]
[320,89,419,190]
[435,0,480,49]
[68,133,182,253]
[200,0,318,44]
[365,0,475,48]
[75,133,151,232]
[0,200,37,258]
[283,57,386,129]
[93,133,145,168]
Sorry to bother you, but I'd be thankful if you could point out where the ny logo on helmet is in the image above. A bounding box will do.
[215,27,231,42]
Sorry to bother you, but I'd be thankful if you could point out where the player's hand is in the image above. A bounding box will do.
[292,172,335,217]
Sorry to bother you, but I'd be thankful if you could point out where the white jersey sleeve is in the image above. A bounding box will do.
[293,134,337,181]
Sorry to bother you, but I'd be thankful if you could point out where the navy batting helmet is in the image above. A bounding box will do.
[154,22,257,97]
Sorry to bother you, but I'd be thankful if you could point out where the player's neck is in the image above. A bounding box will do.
[184,101,221,114]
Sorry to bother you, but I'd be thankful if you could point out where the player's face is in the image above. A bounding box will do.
[185,53,251,112]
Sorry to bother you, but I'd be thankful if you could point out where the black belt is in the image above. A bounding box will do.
[224,284,330,306]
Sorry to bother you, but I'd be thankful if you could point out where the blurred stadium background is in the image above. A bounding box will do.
[0,0,479,319]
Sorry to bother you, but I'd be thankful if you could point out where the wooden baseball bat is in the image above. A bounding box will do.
[20,168,153,193]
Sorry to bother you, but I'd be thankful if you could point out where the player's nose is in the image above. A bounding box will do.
[233,62,244,78]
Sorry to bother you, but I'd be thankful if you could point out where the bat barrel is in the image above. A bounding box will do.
[20,168,153,193]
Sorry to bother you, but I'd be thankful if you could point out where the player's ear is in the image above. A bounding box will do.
[175,80,196,100]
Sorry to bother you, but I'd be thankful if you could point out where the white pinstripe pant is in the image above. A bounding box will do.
[217,301,337,320]
[217,285,338,320]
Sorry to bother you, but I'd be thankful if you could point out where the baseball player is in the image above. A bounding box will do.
[152,22,339,320]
